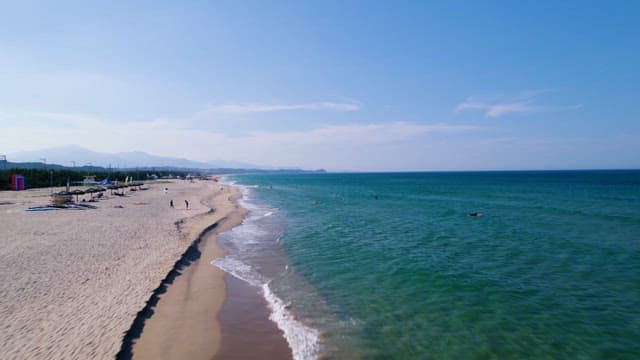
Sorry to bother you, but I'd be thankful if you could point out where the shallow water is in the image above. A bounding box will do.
[217,171,640,359]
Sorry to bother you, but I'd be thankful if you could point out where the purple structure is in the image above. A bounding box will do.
[11,174,26,191]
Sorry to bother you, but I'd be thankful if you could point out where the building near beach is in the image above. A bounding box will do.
[11,174,26,191]
[83,176,97,186]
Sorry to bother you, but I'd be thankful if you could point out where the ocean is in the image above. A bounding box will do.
[214,171,640,359]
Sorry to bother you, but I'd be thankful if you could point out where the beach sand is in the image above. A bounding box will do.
[128,185,292,360]
[0,179,257,359]
[128,185,244,359]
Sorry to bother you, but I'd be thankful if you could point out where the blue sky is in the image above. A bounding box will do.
[1,1,638,171]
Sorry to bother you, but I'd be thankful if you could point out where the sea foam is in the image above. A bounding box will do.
[263,283,320,360]
[214,178,321,359]
[211,257,320,360]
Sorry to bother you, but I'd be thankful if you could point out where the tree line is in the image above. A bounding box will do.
[0,169,191,190]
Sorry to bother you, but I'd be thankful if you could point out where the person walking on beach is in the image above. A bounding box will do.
[185,200,189,209]
[170,200,174,208]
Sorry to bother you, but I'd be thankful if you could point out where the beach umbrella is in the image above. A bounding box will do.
[84,187,100,199]
[109,184,125,195]
[71,189,85,203]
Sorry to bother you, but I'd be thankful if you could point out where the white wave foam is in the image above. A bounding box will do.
[216,176,321,359]
[262,283,320,360]
[213,259,321,359]
[211,257,263,286]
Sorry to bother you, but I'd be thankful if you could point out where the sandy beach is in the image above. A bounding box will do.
[0,179,247,359]
[127,184,291,360]
[127,183,245,359]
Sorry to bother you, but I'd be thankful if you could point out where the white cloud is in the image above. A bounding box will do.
[455,90,582,118]
[238,122,476,147]
[204,101,361,114]
[1,108,478,170]
[456,98,536,118]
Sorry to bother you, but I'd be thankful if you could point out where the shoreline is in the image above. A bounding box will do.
[127,182,243,359]
[117,213,224,359]
[216,274,293,359]
[128,181,292,359]
[0,178,294,359]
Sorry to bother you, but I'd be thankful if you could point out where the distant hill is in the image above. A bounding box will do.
[3,145,325,173]
[6,145,260,169]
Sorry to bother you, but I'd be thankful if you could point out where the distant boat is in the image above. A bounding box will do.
[468,212,483,217]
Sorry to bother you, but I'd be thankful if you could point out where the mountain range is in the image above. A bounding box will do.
[5,145,281,171]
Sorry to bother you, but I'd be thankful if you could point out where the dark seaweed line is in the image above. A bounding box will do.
[116,216,221,360]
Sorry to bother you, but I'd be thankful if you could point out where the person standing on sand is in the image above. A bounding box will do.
[170,200,174,208]
[185,200,189,209]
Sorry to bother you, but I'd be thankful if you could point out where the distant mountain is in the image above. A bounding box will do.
[6,145,265,170]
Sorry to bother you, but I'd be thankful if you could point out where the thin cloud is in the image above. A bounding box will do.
[456,97,536,118]
[3,107,478,163]
[243,122,478,146]
[455,90,582,118]
[205,101,361,114]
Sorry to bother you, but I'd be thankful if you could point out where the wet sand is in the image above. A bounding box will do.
[129,185,245,359]
[129,185,292,360]
[216,275,293,360]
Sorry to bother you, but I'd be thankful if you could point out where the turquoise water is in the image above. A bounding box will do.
[218,171,640,359]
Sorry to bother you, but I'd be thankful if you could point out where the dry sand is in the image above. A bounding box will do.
[0,179,232,359]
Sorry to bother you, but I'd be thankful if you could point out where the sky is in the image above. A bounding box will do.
[1,1,639,171]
